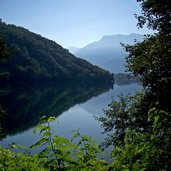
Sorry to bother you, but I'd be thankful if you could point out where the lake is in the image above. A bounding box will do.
[0,78,142,150]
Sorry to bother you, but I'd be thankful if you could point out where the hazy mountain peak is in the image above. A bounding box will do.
[75,33,144,73]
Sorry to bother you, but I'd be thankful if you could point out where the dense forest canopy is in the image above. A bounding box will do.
[0,21,113,83]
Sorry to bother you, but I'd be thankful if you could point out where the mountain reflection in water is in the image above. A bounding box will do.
[0,81,113,139]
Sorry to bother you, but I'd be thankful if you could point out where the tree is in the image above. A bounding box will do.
[135,0,171,34]
[99,0,171,145]
[98,0,171,169]
[125,0,171,113]
[0,33,10,138]
[0,1,170,170]
[0,34,10,60]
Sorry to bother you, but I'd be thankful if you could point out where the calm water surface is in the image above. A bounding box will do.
[0,80,141,149]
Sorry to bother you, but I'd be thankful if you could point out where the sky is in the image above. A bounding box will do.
[0,0,152,48]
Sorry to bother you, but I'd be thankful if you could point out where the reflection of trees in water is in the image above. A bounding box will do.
[0,82,112,139]
[0,105,6,139]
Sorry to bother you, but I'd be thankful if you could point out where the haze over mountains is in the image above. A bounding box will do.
[0,21,113,83]
[72,34,144,73]
[68,47,81,54]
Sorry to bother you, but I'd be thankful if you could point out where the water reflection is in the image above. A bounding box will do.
[0,82,113,139]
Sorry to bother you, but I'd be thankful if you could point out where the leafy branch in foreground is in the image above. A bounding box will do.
[111,108,171,171]
[0,108,170,171]
[0,116,108,171]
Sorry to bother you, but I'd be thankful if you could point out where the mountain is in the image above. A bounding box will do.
[0,21,113,83]
[0,82,112,138]
[75,34,144,73]
[68,46,80,54]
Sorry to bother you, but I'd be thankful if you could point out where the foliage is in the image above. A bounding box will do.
[0,117,108,171]
[124,0,171,113]
[98,0,171,170]
[135,0,171,34]
[97,92,151,148]
[0,0,170,170]
[0,109,170,170]
[105,0,171,149]
[111,108,171,171]
[0,33,10,60]
[0,33,11,81]
[0,20,113,83]
[125,34,171,112]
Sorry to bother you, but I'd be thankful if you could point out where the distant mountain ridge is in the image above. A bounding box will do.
[75,34,144,73]
[0,21,113,83]
[68,47,80,54]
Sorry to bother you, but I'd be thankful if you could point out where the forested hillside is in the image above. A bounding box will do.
[0,21,113,82]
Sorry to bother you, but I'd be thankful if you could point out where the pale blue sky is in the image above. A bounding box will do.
[0,0,152,48]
